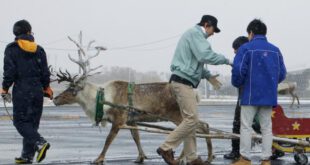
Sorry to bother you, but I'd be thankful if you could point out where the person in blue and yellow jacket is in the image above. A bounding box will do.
[1,20,53,164]
[231,19,286,165]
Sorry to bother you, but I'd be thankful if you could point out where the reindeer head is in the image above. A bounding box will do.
[53,32,106,106]
[53,70,81,105]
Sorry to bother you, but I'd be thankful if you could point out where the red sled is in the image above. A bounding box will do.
[271,105,310,164]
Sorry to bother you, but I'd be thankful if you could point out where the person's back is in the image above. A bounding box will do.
[4,36,49,92]
[1,19,53,164]
[231,19,286,165]
[232,26,286,106]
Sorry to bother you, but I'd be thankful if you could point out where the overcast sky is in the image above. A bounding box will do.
[1,0,309,76]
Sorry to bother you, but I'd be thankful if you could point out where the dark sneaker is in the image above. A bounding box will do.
[156,147,178,165]
[36,141,50,163]
[223,151,240,160]
[270,149,285,160]
[15,157,33,164]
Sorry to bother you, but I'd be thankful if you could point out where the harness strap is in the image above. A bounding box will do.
[94,83,151,125]
[127,82,138,123]
[127,82,135,108]
[95,87,105,126]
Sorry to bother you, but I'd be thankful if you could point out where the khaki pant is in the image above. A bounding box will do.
[160,81,199,162]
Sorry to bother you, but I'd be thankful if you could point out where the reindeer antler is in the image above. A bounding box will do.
[55,69,78,83]
[67,32,106,82]
[49,65,57,83]
[68,36,86,56]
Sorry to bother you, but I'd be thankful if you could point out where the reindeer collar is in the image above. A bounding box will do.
[95,87,107,126]
[94,82,136,126]
[127,82,135,107]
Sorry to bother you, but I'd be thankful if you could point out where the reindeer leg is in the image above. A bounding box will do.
[293,94,300,108]
[196,121,214,163]
[93,125,120,164]
[290,93,295,108]
[129,127,148,163]
[177,149,185,161]
[296,95,300,108]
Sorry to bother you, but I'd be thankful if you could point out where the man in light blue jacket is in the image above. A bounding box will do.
[231,19,286,165]
[157,15,231,165]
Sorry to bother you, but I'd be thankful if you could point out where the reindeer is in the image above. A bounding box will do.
[52,35,214,164]
[278,82,300,108]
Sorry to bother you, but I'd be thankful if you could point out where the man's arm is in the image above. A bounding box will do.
[189,32,230,65]
[39,47,51,89]
[2,48,16,91]
[202,67,212,79]
[278,51,286,83]
[231,48,249,87]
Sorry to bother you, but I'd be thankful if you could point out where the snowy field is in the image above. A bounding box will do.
[0,104,309,165]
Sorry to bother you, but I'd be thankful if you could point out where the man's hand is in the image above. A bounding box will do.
[226,58,233,66]
[43,87,53,100]
[207,74,222,90]
[1,89,12,103]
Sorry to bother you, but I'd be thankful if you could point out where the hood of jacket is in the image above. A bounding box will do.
[195,25,209,39]
[15,34,37,53]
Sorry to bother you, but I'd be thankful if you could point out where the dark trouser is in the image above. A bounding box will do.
[12,84,44,159]
[231,89,261,153]
[231,98,241,153]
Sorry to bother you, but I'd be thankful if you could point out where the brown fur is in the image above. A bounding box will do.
[54,80,213,164]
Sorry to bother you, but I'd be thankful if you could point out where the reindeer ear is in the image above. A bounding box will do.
[75,79,86,89]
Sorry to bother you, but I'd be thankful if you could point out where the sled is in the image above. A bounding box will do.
[271,105,310,165]
[102,99,310,164]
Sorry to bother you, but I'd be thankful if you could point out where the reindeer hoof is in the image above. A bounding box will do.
[92,157,105,165]
[206,155,215,163]
[91,162,104,165]
[134,155,147,163]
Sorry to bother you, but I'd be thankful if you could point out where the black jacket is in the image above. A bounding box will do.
[2,34,50,91]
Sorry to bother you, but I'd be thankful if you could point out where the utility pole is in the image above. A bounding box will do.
[204,79,210,99]
[128,69,131,82]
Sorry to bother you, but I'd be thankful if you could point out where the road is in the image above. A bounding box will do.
[0,104,309,164]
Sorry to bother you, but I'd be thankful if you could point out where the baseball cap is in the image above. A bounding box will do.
[198,15,221,33]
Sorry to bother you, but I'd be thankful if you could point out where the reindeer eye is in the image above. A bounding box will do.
[72,90,78,96]
[66,86,78,96]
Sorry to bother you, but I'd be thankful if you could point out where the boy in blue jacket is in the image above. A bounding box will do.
[224,36,263,160]
[224,36,249,160]
[231,19,286,165]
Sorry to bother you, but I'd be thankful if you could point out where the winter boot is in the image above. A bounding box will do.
[187,156,210,165]
[156,147,179,165]
[15,157,33,164]
[260,160,271,165]
[230,156,251,165]
[35,140,50,163]
[224,151,240,160]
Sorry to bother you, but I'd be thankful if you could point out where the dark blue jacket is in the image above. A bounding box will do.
[231,35,286,106]
[2,34,50,92]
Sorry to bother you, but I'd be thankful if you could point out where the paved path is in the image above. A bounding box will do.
[0,104,309,164]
